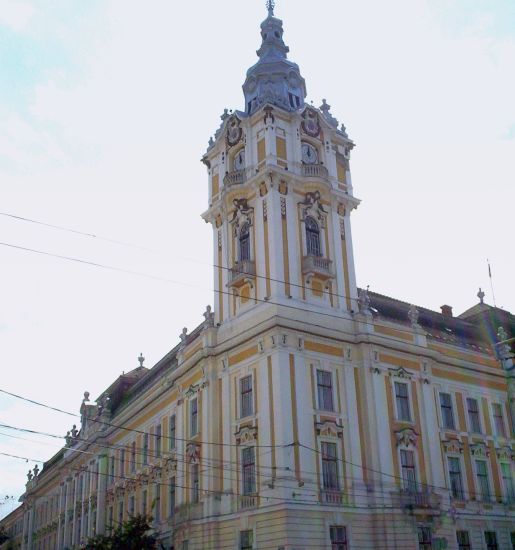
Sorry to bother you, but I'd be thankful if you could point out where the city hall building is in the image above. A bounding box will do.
[1,3,514,550]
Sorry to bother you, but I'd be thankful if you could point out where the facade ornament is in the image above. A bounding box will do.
[497,326,512,359]
[470,442,489,458]
[186,442,201,464]
[65,431,72,446]
[138,353,145,367]
[235,425,258,445]
[226,115,243,148]
[477,287,485,304]
[495,446,514,462]
[231,198,254,234]
[340,123,348,137]
[203,305,214,327]
[82,391,90,404]
[408,304,420,326]
[71,425,78,439]
[27,470,33,481]
[395,427,418,448]
[301,107,321,138]
[263,105,275,125]
[260,182,268,198]
[442,439,463,455]
[179,327,188,344]
[389,366,412,380]
[319,99,338,128]
[299,191,326,225]
[357,287,371,313]
[315,420,344,439]
[33,464,40,477]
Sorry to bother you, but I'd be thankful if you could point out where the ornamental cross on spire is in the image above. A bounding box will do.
[266,0,275,16]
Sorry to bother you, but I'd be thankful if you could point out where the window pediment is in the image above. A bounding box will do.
[235,425,258,445]
[395,427,419,448]
[442,439,463,455]
[315,419,343,439]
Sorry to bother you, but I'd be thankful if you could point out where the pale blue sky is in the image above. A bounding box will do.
[1,0,514,516]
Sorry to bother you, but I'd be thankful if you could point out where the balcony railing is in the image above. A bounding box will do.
[301,255,334,280]
[224,169,246,186]
[398,489,442,513]
[302,164,329,179]
[239,494,258,510]
[228,260,256,288]
[320,489,344,505]
[173,502,203,526]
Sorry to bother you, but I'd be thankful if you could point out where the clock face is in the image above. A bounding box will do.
[301,142,318,164]
[234,149,245,170]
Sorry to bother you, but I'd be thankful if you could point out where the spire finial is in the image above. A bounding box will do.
[266,0,275,16]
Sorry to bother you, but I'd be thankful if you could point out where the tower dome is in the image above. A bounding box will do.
[243,1,307,115]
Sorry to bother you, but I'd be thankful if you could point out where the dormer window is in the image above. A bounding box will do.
[289,93,300,109]
[305,216,321,257]
[239,222,251,262]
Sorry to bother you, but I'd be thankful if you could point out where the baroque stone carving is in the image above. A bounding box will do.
[231,198,254,234]
[389,367,412,380]
[470,442,489,458]
[235,425,258,445]
[299,191,326,225]
[408,304,420,326]
[442,439,463,455]
[186,442,201,464]
[495,446,513,462]
[315,420,344,439]
[301,107,321,138]
[395,427,419,448]
[226,115,243,147]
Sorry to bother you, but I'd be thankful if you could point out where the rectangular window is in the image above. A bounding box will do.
[169,478,176,518]
[117,500,123,526]
[155,424,162,458]
[131,442,136,473]
[317,370,334,411]
[475,460,490,501]
[330,526,348,550]
[395,382,411,421]
[240,375,254,418]
[321,441,339,490]
[467,398,481,433]
[120,449,125,477]
[169,414,176,451]
[492,404,506,437]
[400,449,417,493]
[240,530,254,550]
[457,530,471,550]
[190,398,198,436]
[129,495,135,517]
[418,527,432,550]
[109,456,115,484]
[191,463,200,503]
[485,531,498,550]
[501,462,514,501]
[440,393,455,429]
[143,433,149,465]
[448,457,464,500]
[242,447,256,495]
[154,484,161,522]
[142,489,147,517]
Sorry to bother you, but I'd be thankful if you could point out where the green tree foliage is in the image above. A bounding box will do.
[84,515,156,550]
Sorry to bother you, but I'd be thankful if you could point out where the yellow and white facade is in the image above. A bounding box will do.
[2,4,514,550]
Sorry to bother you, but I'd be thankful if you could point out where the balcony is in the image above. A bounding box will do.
[239,494,258,510]
[228,260,256,288]
[320,489,344,505]
[172,502,204,526]
[397,489,442,516]
[302,255,334,281]
[224,169,246,187]
[302,163,329,179]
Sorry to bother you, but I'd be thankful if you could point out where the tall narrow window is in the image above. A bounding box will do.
[129,495,135,516]
[109,456,115,484]
[440,393,455,429]
[239,222,251,262]
[240,375,253,418]
[169,477,176,518]
[108,507,113,532]
[457,531,471,550]
[242,447,256,495]
[475,460,490,501]
[305,216,321,257]
[448,457,464,500]
[395,382,411,421]
[190,398,198,437]
[169,414,176,451]
[117,501,123,526]
[485,532,499,550]
[240,530,254,550]
[155,424,162,458]
[400,449,417,493]
[142,489,147,517]
[154,484,161,522]
[131,441,136,472]
[143,433,149,465]
[191,464,200,503]
[501,462,514,501]
[418,527,432,550]
[317,370,334,411]
[330,526,348,550]
[467,398,481,433]
[120,449,125,477]
[321,442,339,490]
[492,404,506,437]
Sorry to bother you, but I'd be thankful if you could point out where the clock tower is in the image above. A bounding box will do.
[202,3,360,330]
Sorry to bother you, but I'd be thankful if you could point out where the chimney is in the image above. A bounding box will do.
[441,305,453,318]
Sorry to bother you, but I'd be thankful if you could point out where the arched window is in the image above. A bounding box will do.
[239,223,251,262]
[305,216,321,257]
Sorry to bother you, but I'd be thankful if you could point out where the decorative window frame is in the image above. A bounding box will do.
[389,375,415,424]
[312,363,339,413]
[397,446,420,492]
[394,427,419,449]
[438,390,458,431]
[472,454,493,503]
[464,396,483,434]
[188,396,199,438]
[318,437,343,492]
[444,450,466,501]
[489,401,507,439]
[236,368,256,420]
